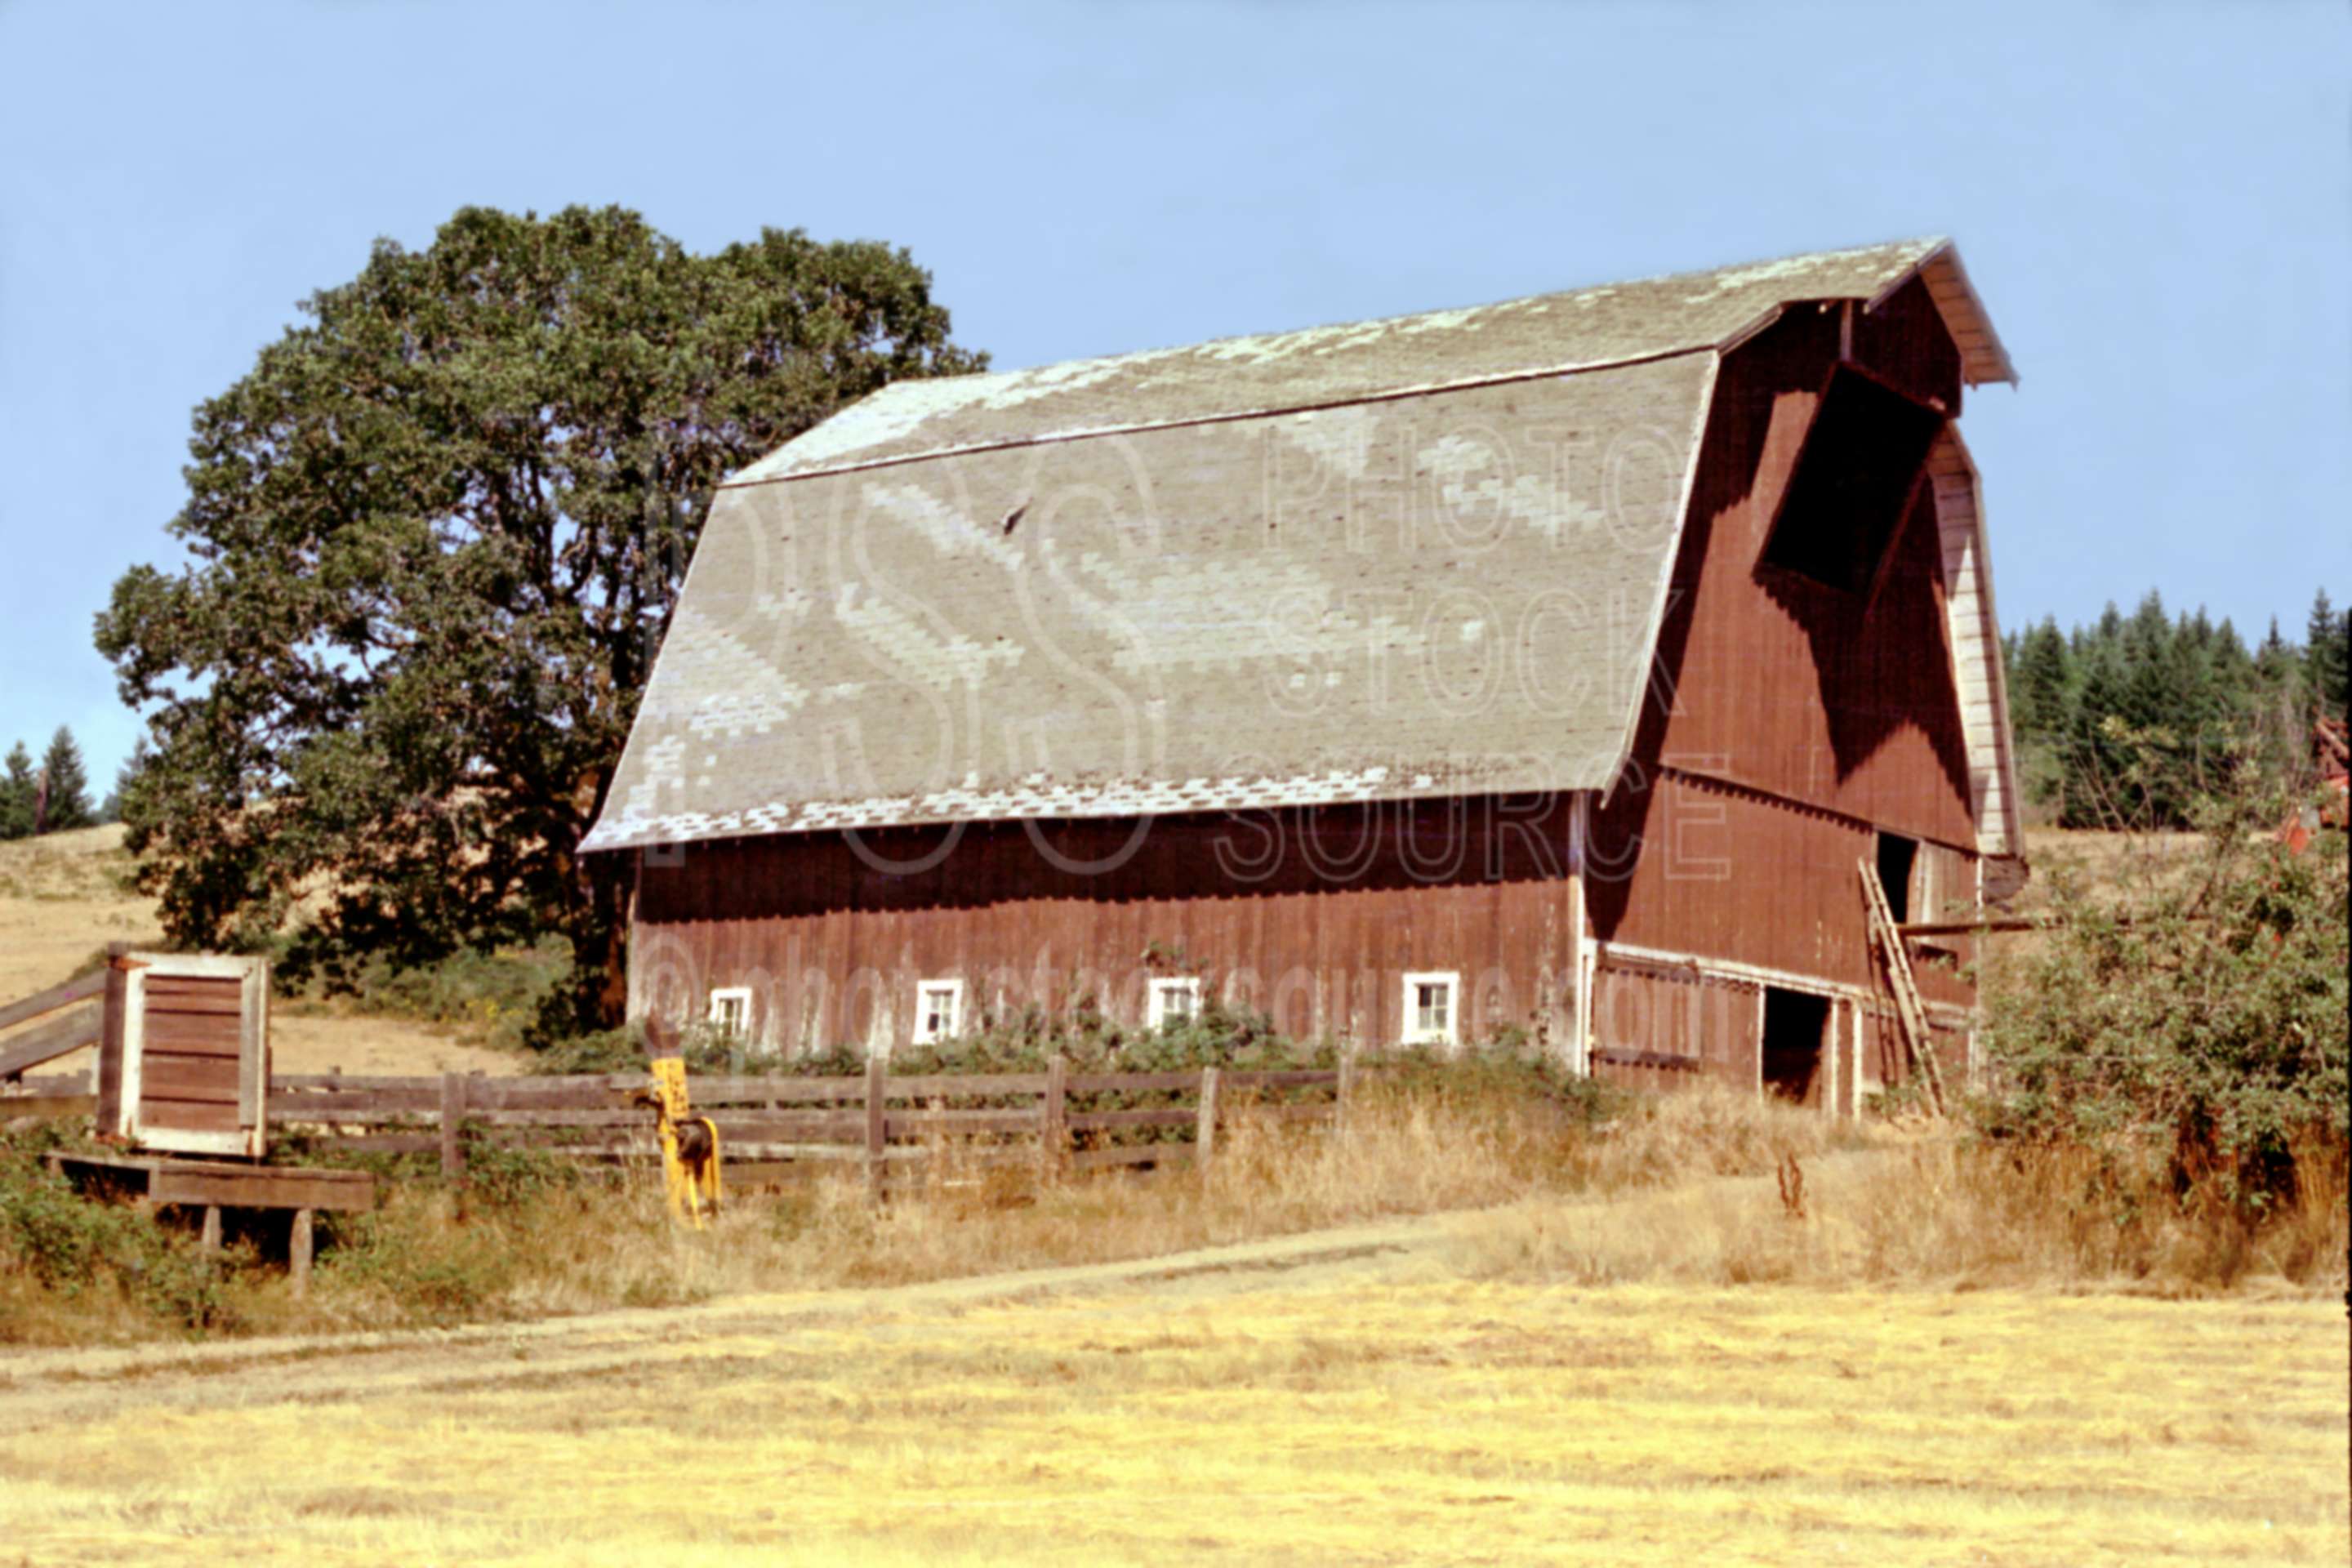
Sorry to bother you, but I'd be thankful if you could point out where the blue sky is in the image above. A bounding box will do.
[2,0,2345,782]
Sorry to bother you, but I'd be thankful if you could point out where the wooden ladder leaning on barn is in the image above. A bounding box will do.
[1857,858,1947,1117]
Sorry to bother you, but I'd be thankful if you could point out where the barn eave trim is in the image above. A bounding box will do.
[1864,240,2018,388]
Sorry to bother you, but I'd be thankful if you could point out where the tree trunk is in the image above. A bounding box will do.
[569,848,635,1032]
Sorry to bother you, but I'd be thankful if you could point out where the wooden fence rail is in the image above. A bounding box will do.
[4,1062,1348,1195]
[0,969,107,1080]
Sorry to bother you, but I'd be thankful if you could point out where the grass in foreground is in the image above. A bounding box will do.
[0,1266,2341,1566]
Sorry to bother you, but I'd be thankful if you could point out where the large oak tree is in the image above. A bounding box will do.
[98,206,985,1034]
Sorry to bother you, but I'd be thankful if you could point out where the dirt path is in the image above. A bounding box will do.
[0,1205,1478,1428]
[0,1146,1896,1416]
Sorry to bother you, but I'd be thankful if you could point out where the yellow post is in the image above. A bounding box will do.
[642,1056,721,1228]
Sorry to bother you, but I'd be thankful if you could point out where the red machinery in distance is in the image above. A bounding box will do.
[2280,715,2348,854]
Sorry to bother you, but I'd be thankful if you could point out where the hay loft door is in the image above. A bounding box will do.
[107,953,270,1159]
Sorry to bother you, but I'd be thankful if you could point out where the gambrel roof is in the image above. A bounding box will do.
[585,238,2013,854]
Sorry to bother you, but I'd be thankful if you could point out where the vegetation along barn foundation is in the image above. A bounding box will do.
[588,237,2025,1111]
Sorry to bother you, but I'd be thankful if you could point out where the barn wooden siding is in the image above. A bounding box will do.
[1633,283,1979,849]
[1588,773,1976,1008]
[633,798,1588,1057]
[1586,964,1760,1088]
[1586,961,1969,1107]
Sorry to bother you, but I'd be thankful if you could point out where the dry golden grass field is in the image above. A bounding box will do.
[0,1194,2343,1568]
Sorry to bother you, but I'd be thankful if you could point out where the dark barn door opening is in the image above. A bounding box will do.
[1761,987,1830,1105]
[1875,831,1918,924]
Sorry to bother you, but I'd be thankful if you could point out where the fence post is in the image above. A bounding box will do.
[439,1071,466,1180]
[1041,1054,1068,1180]
[96,941,130,1134]
[1337,1045,1357,1138]
[864,1054,887,1203]
[1196,1067,1220,1178]
[292,1213,319,1297]
[289,1208,314,1298]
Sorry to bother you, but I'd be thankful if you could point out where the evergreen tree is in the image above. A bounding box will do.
[2210,618,2252,690]
[2118,590,2176,734]
[2256,616,2289,672]
[37,728,93,833]
[0,742,33,840]
[2249,614,2312,782]
[2009,617,2076,821]
[2066,638,2135,827]
[2207,618,2256,751]
[2167,606,2235,798]
[97,740,148,826]
[2012,617,2074,738]
[2306,588,2349,719]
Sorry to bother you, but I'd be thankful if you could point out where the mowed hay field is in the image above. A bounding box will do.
[0,826,516,1076]
[0,1203,2344,1568]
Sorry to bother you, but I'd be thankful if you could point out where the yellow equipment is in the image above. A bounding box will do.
[636,1056,722,1227]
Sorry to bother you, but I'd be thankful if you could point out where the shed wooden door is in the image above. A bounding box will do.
[109,954,269,1158]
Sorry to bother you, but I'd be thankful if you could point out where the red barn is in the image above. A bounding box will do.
[585,237,2023,1111]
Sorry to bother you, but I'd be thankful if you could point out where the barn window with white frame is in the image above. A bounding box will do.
[1403,971,1459,1046]
[913,978,964,1045]
[1147,976,1202,1028]
[706,986,752,1041]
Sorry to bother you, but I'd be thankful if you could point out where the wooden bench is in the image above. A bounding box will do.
[44,1151,375,1294]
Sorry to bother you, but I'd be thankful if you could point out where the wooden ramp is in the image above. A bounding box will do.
[44,1151,372,1295]
[1859,858,1946,1116]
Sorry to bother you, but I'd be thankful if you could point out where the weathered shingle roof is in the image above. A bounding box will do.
[584,238,2007,854]
[733,235,2010,487]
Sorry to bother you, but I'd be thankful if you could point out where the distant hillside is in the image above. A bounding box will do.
[0,825,515,1077]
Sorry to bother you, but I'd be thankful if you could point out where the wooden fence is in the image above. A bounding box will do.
[3,1061,1349,1196]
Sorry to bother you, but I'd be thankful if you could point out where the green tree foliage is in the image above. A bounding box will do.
[2002,588,2344,829]
[1978,752,2348,1218]
[0,743,34,841]
[94,206,986,1035]
[37,728,93,833]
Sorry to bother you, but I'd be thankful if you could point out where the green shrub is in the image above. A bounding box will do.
[1977,762,2349,1220]
[319,1200,519,1325]
[455,1139,582,1209]
[0,1131,234,1334]
[276,933,574,1052]
[523,1018,746,1075]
